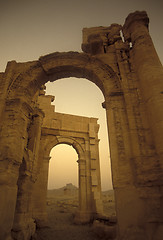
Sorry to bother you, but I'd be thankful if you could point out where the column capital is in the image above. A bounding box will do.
[124,11,149,31]
[123,11,149,41]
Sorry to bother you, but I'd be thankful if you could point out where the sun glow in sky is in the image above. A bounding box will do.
[1,0,162,190]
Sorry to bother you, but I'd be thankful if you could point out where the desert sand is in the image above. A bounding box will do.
[33,184,116,240]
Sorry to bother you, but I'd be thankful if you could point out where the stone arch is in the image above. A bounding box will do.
[38,127,102,224]
[7,52,121,102]
[44,135,85,161]
[46,136,87,220]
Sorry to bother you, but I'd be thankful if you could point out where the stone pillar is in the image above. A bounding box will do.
[11,166,36,240]
[0,98,31,240]
[89,123,104,216]
[85,139,94,220]
[74,158,91,223]
[122,11,163,239]
[123,11,163,169]
[78,159,87,211]
[104,94,150,239]
[32,155,51,227]
[12,108,44,240]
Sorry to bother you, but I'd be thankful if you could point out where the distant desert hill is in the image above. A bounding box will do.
[47,183,114,200]
[47,183,78,197]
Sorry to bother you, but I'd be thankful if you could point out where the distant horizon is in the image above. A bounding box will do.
[47,182,113,192]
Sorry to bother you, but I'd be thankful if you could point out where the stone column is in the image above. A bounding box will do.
[74,158,91,223]
[32,155,51,227]
[85,139,94,220]
[122,11,163,239]
[123,11,163,169]
[89,123,104,216]
[78,159,87,211]
[104,94,150,239]
[11,165,36,240]
[12,108,44,240]
[0,98,31,240]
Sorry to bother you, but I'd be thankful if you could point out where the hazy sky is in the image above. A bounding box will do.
[1,0,162,190]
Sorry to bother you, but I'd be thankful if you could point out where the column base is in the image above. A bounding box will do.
[11,218,36,240]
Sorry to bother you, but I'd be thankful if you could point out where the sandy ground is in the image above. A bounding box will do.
[33,188,115,240]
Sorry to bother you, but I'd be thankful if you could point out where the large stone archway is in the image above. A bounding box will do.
[0,11,163,240]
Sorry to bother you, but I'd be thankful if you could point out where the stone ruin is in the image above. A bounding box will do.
[0,11,163,240]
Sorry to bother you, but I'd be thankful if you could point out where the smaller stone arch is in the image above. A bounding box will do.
[57,136,85,161]
[46,136,89,223]
[44,136,85,162]
[39,130,103,222]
